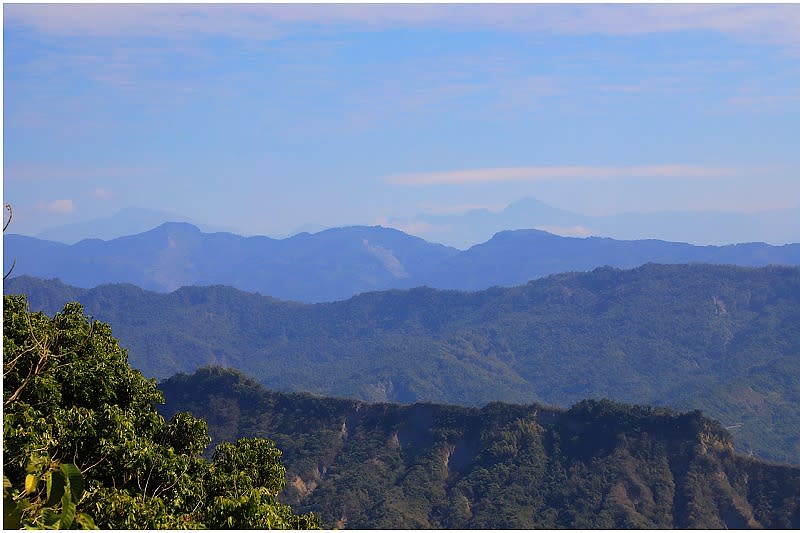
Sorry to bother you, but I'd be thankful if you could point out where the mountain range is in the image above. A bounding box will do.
[157,366,800,529]
[8,201,800,529]
[5,221,800,302]
[28,198,800,250]
[7,263,800,463]
[393,197,800,249]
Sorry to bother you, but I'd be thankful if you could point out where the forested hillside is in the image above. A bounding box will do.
[5,223,800,302]
[159,367,800,529]
[8,264,800,463]
[416,228,800,291]
[6,265,800,462]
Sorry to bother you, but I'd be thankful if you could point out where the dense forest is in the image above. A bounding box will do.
[159,366,800,529]
[8,263,800,463]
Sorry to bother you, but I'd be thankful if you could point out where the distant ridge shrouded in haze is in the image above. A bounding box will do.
[35,207,234,244]
[26,198,800,250]
[4,222,800,302]
[6,223,459,301]
[391,197,800,249]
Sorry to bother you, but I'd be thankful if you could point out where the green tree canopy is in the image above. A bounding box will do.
[3,294,320,529]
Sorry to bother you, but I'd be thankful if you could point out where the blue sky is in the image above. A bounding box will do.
[3,3,800,242]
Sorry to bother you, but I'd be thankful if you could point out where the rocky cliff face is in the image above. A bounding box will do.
[159,367,800,529]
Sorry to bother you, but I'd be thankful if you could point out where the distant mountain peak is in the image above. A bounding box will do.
[503,196,572,213]
[151,221,202,233]
[34,207,234,244]
[395,196,800,249]
[35,207,194,243]
[490,228,562,241]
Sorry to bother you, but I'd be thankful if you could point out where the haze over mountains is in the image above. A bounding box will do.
[5,221,800,303]
[6,203,800,468]
[27,197,800,250]
[7,206,800,526]
[34,207,235,244]
[385,197,800,249]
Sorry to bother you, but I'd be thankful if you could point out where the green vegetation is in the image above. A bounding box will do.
[2,294,320,529]
[160,367,800,529]
[8,263,800,462]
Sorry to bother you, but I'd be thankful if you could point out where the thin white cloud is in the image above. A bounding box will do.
[89,188,114,200]
[4,165,156,183]
[37,199,75,215]
[535,225,594,238]
[726,94,800,107]
[5,4,800,48]
[381,219,446,238]
[416,202,506,215]
[385,165,738,186]
[3,4,283,40]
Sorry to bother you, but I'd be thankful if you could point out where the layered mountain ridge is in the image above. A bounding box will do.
[5,222,800,302]
[7,263,800,463]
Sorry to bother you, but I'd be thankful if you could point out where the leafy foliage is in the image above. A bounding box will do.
[9,263,800,462]
[3,457,97,529]
[160,367,800,529]
[2,294,319,529]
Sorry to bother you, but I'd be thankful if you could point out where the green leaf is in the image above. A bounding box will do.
[58,500,77,530]
[42,508,60,527]
[45,470,65,508]
[60,464,84,502]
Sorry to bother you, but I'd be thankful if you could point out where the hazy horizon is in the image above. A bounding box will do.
[8,197,799,251]
[4,4,800,245]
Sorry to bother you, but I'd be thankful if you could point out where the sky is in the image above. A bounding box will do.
[3,3,800,242]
